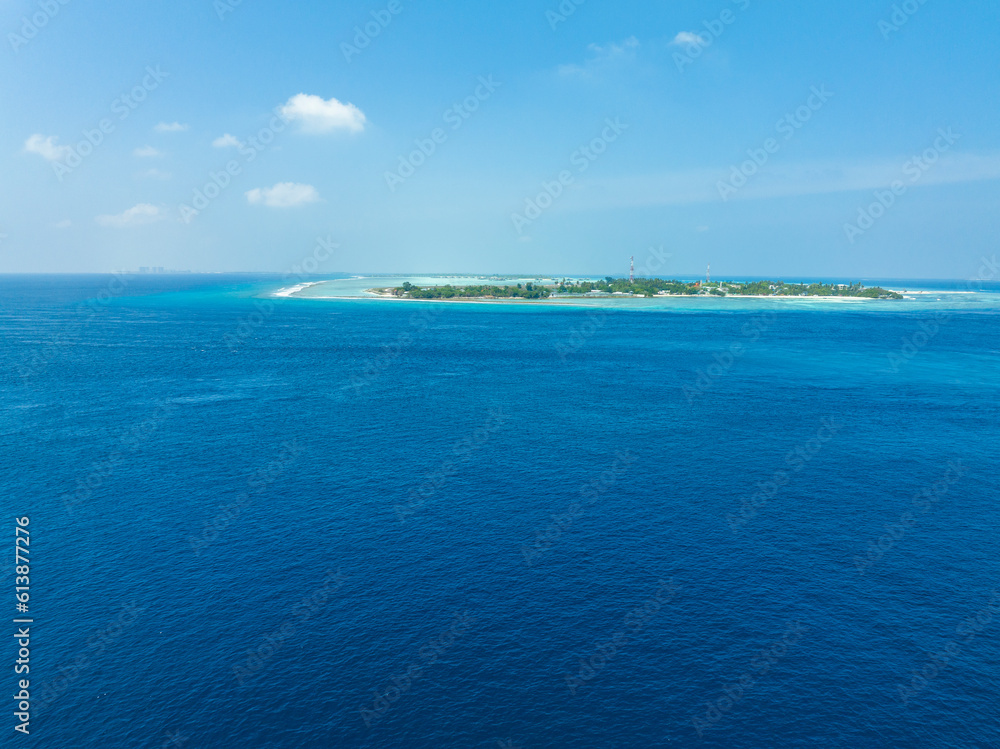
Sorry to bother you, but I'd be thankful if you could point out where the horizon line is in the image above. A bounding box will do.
[0,271,994,283]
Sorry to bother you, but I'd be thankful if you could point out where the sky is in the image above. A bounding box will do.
[1,0,999,278]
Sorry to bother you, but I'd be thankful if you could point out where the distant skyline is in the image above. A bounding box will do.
[2,0,999,278]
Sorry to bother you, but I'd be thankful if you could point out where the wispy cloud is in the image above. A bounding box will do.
[212,133,243,148]
[154,122,188,133]
[55,219,72,229]
[558,152,1000,211]
[558,37,640,78]
[95,203,165,227]
[278,93,367,133]
[138,168,171,180]
[245,182,321,208]
[134,145,163,158]
[671,31,707,46]
[24,134,70,162]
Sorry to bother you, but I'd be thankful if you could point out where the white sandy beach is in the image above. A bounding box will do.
[274,281,324,297]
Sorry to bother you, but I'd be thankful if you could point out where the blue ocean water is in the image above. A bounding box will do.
[2,274,999,748]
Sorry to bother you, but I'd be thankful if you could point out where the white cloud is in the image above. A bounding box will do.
[154,122,188,133]
[95,203,164,227]
[278,94,366,134]
[134,145,163,158]
[24,134,70,162]
[212,133,243,149]
[558,37,640,77]
[593,36,640,57]
[671,31,707,46]
[138,168,171,180]
[245,182,321,208]
[55,220,72,229]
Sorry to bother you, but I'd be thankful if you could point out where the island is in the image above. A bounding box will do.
[368,278,903,300]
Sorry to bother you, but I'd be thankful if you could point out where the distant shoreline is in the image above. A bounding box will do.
[271,278,969,304]
[359,291,873,303]
[276,287,896,304]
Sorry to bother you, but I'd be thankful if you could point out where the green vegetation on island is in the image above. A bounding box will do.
[390,281,552,299]
[375,278,903,300]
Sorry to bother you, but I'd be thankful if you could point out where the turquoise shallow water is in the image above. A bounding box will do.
[2,274,999,748]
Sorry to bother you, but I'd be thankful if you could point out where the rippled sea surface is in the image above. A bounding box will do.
[2,274,999,748]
